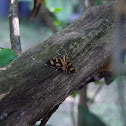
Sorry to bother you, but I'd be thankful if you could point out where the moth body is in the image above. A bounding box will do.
[45,54,75,74]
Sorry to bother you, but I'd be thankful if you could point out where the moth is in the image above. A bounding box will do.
[45,54,75,74]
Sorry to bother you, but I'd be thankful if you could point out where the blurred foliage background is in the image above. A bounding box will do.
[0,0,125,126]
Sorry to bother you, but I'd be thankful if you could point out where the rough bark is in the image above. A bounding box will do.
[0,2,123,126]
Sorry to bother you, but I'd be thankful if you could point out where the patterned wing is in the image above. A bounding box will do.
[67,62,75,74]
[45,55,75,74]
[45,57,63,71]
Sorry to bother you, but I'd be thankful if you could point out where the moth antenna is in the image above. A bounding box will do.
[55,67,62,71]
[56,51,62,56]
[44,63,48,66]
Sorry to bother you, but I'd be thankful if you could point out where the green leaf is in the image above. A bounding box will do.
[94,0,102,5]
[53,20,61,26]
[71,92,78,98]
[78,104,107,126]
[53,8,62,13]
[0,48,18,66]
[104,76,117,85]
[86,97,91,102]
[94,80,102,84]
[45,0,78,23]
[0,47,4,49]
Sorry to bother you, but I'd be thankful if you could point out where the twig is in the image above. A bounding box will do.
[90,81,104,104]
[8,0,22,54]
[40,4,57,33]
[70,99,77,126]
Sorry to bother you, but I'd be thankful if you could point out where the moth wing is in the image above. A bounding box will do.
[45,57,63,71]
[45,59,56,67]
[67,62,75,74]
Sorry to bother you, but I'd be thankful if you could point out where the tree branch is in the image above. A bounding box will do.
[0,2,124,126]
[40,4,57,33]
[8,0,22,54]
